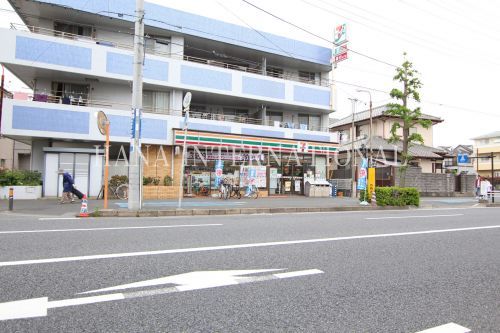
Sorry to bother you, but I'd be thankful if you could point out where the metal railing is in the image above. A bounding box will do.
[27,91,330,132]
[10,23,330,87]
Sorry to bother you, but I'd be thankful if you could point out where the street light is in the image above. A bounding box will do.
[356,89,372,167]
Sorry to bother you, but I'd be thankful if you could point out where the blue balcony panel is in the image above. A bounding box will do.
[15,36,91,69]
[34,0,331,65]
[241,128,285,139]
[181,65,232,91]
[293,133,331,142]
[242,77,285,99]
[188,122,232,134]
[142,118,168,140]
[12,106,89,134]
[293,85,330,106]
[106,52,169,81]
[107,114,131,137]
[108,114,167,140]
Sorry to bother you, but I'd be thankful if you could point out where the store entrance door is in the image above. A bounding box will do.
[281,165,304,195]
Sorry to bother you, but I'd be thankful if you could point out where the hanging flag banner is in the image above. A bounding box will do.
[368,167,376,198]
[214,160,224,187]
[357,158,368,190]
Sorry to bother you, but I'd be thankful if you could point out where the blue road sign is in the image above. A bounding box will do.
[457,153,470,164]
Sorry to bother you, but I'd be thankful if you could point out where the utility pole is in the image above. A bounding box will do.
[356,90,372,166]
[128,0,145,211]
[348,98,358,198]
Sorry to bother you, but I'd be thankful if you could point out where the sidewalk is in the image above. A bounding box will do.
[0,195,481,218]
[0,196,359,217]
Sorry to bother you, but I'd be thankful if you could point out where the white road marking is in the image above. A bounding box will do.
[415,322,471,333]
[47,293,124,309]
[365,214,464,220]
[38,217,82,221]
[273,269,323,279]
[0,224,222,235]
[0,225,498,267]
[0,269,323,320]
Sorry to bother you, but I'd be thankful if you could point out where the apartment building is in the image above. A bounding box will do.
[472,131,500,187]
[0,0,338,198]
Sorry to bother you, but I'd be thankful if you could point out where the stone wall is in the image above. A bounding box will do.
[394,166,458,195]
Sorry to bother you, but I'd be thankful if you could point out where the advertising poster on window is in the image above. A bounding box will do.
[240,165,266,188]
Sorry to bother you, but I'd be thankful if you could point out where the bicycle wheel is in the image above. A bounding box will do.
[250,186,259,199]
[116,184,129,200]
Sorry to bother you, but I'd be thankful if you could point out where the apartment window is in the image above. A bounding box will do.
[51,82,89,105]
[299,71,315,84]
[266,67,284,78]
[54,21,93,37]
[268,111,283,125]
[298,114,321,131]
[143,90,170,114]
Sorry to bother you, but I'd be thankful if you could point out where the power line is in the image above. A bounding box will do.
[240,0,398,68]
[302,0,500,68]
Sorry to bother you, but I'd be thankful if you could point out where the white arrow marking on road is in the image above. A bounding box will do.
[415,322,471,333]
[0,269,323,321]
[79,269,283,294]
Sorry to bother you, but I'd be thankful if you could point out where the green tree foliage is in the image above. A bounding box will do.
[386,53,432,186]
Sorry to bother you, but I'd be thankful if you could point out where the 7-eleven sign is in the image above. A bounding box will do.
[334,24,347,45]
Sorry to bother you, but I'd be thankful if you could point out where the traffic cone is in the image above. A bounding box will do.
[79,195,89,217]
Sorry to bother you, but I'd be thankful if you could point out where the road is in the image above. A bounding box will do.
[0,207,498,332]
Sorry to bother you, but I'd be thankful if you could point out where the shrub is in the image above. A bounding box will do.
[163,175,173,186]
[110,175,128,188]
[375,187,419,207]
[0,170,42,186]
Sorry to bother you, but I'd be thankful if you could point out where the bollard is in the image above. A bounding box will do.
[8,187,14,211]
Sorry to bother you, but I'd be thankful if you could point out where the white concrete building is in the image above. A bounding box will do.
[0,0,338,198]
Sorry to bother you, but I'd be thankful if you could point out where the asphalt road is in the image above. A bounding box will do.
[0,207,498,332]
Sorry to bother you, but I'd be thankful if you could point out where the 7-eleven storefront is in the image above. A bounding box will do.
[173,130,338,197]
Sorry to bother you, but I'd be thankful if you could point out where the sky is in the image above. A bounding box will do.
[1,0,499,147]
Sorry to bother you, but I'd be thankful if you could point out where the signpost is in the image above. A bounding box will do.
[97,111,110,209]
[178,92,192,209]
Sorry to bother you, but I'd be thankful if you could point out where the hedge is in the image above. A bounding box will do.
[374,187,419,207]
[0,169,42,186]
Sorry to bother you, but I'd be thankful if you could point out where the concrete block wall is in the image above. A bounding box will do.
[460,174,476,194]
[394,167,456,194]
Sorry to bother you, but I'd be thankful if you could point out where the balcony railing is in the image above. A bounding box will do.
[10,23,330,87]
[25,91,330,132]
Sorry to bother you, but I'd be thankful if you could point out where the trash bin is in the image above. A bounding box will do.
[304,181,315,197]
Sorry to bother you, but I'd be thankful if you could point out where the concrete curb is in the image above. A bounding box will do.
[91,205,411,218]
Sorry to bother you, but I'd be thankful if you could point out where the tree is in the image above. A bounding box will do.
[385,53,432,187]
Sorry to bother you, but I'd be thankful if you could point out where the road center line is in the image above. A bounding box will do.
[0,224,223,235]
[0,225,498,267]
[365,214,464,220]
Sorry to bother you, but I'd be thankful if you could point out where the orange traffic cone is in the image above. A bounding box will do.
[79,195,89,217]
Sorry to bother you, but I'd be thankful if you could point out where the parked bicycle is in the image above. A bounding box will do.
[245,184,259,199]
[229,184,242,199]
[97,182,129,200]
